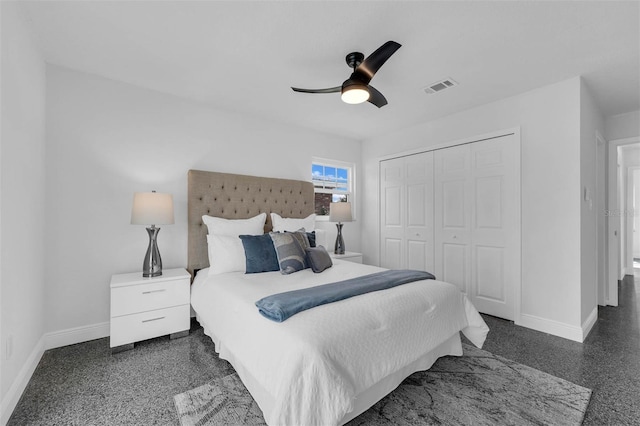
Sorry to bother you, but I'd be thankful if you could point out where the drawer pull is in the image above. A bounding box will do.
[142,316,165,323]
[142,289,166,295]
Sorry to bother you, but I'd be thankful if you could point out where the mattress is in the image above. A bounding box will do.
[191,260,489,426]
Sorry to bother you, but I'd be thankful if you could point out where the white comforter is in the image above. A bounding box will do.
[191,260,489,426]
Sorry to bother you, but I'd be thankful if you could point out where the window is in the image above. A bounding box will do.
[312,158,355,218]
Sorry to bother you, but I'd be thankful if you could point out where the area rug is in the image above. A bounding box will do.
[174,344,591,426]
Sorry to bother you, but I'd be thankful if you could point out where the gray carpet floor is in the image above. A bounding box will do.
[8,272,640,425]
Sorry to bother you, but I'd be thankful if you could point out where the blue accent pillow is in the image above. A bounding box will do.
[239,234,280,273]
[306,231,316,247]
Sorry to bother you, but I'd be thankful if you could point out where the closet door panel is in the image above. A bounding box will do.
[435,145,471,294]
[380,158,405,269]
[407,240,427,271]
[442,180,466,228]
[384,186,402,226]
[405,152,434,273]
[470,135,519,320]
[442,243,467,292]
[475,245,505,300]
[383,238,403,269]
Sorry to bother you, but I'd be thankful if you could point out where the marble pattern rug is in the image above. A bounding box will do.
[174,344,592,426]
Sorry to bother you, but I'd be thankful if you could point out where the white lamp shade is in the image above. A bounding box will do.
[131,192,175,225]
[329,202,352,222]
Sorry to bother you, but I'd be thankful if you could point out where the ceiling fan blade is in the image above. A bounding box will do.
[291,86,341,94]
[354,41,401,84]
[367,85,388,108]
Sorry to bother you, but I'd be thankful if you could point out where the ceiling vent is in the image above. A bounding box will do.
[423,78,458,94]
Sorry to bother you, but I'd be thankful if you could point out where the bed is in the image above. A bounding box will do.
[187,169,489,426]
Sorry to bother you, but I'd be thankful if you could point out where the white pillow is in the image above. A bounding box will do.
[207,234,246,275]
[202,212,266,236]
[271,213,316,232]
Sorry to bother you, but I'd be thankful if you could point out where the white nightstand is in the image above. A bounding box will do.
[330,251,363,264]
[110,268,191,353]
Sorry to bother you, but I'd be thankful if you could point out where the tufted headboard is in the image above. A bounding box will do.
[187,169,315,277]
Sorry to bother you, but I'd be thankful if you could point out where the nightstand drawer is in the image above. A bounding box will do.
[111,278,190,317]
[110,304,190,347]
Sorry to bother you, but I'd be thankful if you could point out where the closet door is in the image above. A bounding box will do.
[470,135,520,320]
[434,144,472,294]
[405,152,434,272]
[381,133,520,321]
[380,152,434,271]
[380,157,405,269]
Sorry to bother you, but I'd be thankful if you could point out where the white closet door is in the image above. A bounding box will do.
[380,133,520,321]
[380,157,405,269]
[380,152,434,271]
[434,144,472,294]
[470,135,520,320]
[405,152,434,272]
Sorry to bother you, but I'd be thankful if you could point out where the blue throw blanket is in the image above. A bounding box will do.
[256,269,435,322]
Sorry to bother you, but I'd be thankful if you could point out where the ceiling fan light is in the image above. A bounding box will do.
[341,82,370,104]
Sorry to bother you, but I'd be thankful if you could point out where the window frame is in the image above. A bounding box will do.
[312,157,356,221]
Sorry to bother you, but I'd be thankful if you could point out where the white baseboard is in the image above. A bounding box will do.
[581,306,598,341]
[43,321,110,350]
[0,322,111,424]
[0,336,44,426]
[623,267,634,276]
[519,313,586,342]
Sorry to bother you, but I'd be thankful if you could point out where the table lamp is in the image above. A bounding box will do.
[131,191,174,277]
[329,202,352,255]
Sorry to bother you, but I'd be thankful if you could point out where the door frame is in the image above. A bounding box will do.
[596,132,606,305]
[377,127,522,324]
[625,165,640,275]
[606,137,640,306]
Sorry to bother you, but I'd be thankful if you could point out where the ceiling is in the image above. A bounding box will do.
[21,1,640,140]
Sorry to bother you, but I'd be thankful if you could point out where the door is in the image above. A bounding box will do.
[433,135,520,319]
[381,133,520,321]
[380,152,434,271]
[405,152,434,271]
[380,157,404,269]
[434,144,472,295]
[469,136,520,320]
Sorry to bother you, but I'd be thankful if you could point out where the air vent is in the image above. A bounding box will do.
[423,78,458,94]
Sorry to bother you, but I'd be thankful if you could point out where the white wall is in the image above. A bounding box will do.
[0,2,47,421]
[579,79,604,325]
[362,77,586,339]
[605,110,640,141]
[45,66,361,334]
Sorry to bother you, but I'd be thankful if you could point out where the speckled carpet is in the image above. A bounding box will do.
[174,343,592,426]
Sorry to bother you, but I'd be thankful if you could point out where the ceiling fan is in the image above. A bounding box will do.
[291,40,401,108]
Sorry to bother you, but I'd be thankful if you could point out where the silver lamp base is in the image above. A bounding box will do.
[334,223,345,255]
[143,226,163,277]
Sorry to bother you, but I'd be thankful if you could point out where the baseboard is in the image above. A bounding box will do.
[519,313,585,342]
[43,321,110,350]
[623,267,634,276]
[581,306,598,341]
[0,336,45,425]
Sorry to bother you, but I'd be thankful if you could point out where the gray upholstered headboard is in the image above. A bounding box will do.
[187,169,315,277]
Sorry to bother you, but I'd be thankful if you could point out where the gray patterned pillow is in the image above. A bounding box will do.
[269,232,309,274]
[269,231,310,274]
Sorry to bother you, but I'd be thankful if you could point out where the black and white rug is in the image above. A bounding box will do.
[174,344,591,425]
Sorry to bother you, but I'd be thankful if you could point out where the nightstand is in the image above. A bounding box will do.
[330,251,363,264]
[110,268,191,353]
